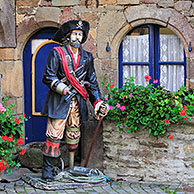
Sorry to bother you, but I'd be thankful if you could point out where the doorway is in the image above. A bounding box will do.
[23,27,58,143]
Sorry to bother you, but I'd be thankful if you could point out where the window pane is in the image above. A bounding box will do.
[123,65,149,86]
[160,65,184,91]
[160,28,184,62]
[123,28,149,62]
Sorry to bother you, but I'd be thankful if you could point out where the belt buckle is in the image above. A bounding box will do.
[72,97,76,101]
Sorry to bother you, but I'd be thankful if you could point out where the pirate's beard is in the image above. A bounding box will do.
[70,39,81,48]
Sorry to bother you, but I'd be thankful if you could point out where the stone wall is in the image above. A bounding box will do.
[0,0,193,113]
[103,119,194,184]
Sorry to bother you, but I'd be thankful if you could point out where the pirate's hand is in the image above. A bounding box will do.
[94,101,109,120]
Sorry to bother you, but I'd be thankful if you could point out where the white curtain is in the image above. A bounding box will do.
[122,34,184,91]
[160,35,184,91]
[122,35,149,86]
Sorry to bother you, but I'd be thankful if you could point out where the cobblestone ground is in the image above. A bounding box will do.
[1,180,194,194]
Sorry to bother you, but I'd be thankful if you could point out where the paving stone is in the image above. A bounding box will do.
[4,184,15,190]
[101,185,119,193]
[83,187,97,193]
[137,185,157,194]
[0,183,5,191]
[65,189,77,194]
[132,183,152,193]
[119,184,138,193]
[110,183,129,193]
[46,190,60,194]
[3,190,16,194]
[149,186,170,194]
[25,189,37,193]
[93,186,109,193]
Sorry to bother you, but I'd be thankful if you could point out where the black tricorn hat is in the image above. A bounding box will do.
[53,20,90,44]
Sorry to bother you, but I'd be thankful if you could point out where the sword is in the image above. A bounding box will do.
[64,71,90,102]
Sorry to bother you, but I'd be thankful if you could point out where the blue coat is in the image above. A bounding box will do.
[41,45,101,121]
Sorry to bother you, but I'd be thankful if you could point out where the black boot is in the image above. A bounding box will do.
[42,155,55,181]
[42,138,61,181]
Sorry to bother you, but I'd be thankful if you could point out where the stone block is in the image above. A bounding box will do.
[16,97,23,114]
[158,0,174,8]
[39,0,52,6]
[82,12,97,28]
[190,80,194,89]
[16,16,38,39]
[190,16,194,27]
[52,0,80,6]
[82,33,97,58]
[175,1,192,12]
[141,0,159,3]
[0,48,15,60]
[117,0,140,4]
[16,0,39,7]
[124,5,172,24]
[99,0,117,5]
[184,144,194,153]
[35,7,61,23]
[168,10,194,45]
[18,143,44,169]
[97,11,126,59]
[145,19,167,27]
[0,61,23,97]
[17,7,35,15]
[16,14,25,26]
[89,29,96,40]
[59,7,78,25]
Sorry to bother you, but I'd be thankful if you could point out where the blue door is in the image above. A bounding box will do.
[23,27,59,143]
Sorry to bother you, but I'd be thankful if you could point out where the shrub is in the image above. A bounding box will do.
[101,76,194,137]
[0,97,27,173]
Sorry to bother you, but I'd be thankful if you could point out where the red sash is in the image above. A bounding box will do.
[54,47,87,100]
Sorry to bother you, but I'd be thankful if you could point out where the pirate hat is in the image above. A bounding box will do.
[53,20,90,44]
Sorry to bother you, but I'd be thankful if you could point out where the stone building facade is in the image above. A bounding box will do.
[0,0,193,114]
[0,0,193,183]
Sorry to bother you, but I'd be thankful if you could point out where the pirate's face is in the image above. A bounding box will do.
[69,30,83,48]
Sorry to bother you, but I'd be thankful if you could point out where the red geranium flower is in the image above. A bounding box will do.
[169,134,174,140]
[7,136,13,142]
[17,138,24,145]
[183,105,188,109]
[144,75,151,82]
[0,160,7,172]
[180,110,187,116]
[20,149,26,155]
[1,136,8,141]
[109,84,115,87]
[183,116,188,121]
[14,118,20,124]
[164,120,170,124]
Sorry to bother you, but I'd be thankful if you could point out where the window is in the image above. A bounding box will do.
[119,25,186,92]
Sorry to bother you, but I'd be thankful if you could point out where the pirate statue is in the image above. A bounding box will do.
[41,20,109,181]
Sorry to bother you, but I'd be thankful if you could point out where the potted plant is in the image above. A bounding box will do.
[101,76,194,138]
[0,97,27,178]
